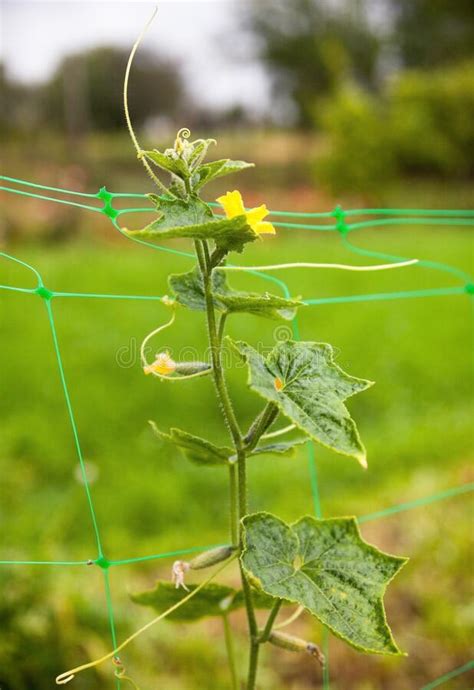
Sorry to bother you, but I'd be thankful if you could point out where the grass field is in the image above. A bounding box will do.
[1,135,473,689]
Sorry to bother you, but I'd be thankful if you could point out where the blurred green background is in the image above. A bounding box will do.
[0,1,473,689]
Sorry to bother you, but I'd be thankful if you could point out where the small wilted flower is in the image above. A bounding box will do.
[143,351,176,376]
[171,560,190,591]
[161,295,175,307]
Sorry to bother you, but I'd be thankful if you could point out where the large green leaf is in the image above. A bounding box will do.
[126,197,256,253]
[169,267,302,321]
[230,339,373,466]
[150,423,232,466]
[131,581,275,621]
[241,512,407,655]
[193,159,254,190]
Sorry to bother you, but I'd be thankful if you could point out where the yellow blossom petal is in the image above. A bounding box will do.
[216,190,277,237]
[245,204,269,226]
[216,190,246,219]
[253,221,276,235]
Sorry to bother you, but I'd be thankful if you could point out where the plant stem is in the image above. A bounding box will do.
[184,176,192,198]
[195,241,241,450]
[229,463,239,546]
[247,599,282,689]
[259,600,283,643]
[247,641,260,690]
[194,240,258,689]
[223,613,239,690]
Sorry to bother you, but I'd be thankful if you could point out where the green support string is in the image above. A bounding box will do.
[0,185,103,213]
[0,246,121,685]
[0,174,100,197]
[3,175,474,297]
[420,660,474,690]
[1,174,474,689]
[358,483,474,524]
[43,289,122,688]
[102,570,121,690]
[43,296,104,557]
[0,560,90,566]
[343,207,474,218]
[347,216,474,230]
[0,284,36,294]
[109,542,227,567]
[55,291,164,302]
[0,480,471,569]
[341,231,473,285]
[304,286,467,306]
[0,248,43,283]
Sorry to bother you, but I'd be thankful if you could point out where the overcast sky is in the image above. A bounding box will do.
[1,0,272,114]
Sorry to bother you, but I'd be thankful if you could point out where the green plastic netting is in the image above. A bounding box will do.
[1,174,473,689]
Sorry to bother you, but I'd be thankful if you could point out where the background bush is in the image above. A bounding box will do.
[315,61,474,194]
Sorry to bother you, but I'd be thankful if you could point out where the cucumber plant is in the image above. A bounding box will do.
[126,127,408,689]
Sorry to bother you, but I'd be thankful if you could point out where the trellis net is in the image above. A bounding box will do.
[1,174,473,689]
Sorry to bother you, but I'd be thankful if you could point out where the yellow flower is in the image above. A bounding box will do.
[144,351,176,376]
[216,190,276,235]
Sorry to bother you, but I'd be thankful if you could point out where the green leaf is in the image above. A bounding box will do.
[229,588,278,611]
[131,581,275,621]
[219,290,301,321]
[126,196,256,253]
[251,437,308,457]
[187,138,217,168]
[146,196,214,229]
[192,159,227,188]
[193,159,254,190]
[142,149,190,178]
[169,266,223,311]
[150,422,233,467]
[230,339,373,466]
[131,582,236,621]
[151,423,306,467]
[241,512,407,655]
[169,267,302,321]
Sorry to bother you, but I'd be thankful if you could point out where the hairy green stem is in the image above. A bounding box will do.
[195,241,241,449]
[229,463,238,546]
[223,613,239,690]
[194,240,258,689]
[184,177,191,194]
